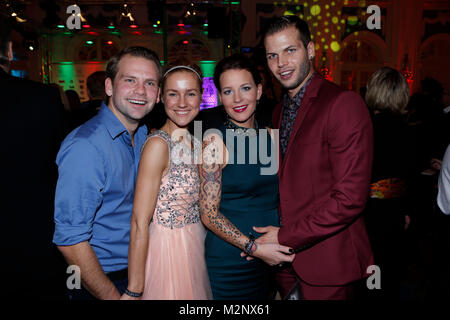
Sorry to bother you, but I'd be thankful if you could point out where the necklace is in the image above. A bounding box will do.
[224,118,259,136]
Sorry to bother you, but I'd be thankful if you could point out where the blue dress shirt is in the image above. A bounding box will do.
[53,103,148,272]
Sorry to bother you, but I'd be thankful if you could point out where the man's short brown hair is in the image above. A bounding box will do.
[105,46,162,83]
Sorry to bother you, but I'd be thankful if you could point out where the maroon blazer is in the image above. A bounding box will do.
[273,74,374,286]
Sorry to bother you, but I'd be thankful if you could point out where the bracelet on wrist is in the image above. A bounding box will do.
[244,233,257,255]
[124,288,143,298]
[250,242,258,254]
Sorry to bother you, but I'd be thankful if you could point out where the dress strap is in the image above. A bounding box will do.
[142,130,173,179]
[142,130,172,152]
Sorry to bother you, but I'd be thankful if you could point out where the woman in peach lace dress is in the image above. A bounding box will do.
[122,64,212,300]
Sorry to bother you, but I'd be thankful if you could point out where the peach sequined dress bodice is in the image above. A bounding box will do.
[151,130,201,229]
[141,130,211,300]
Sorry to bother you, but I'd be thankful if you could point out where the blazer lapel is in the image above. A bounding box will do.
[280,74,324,174]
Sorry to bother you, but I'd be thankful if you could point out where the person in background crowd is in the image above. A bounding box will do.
[83,71,107,111]
[254,64,278,128]
[49,83,71,112]
[438,145,450,215]
[407,77,448,174]
[405,77,450,299]
[0,16,66,299]
[69,71,107,131]
[65,89,81,112]
[363,67,412,300]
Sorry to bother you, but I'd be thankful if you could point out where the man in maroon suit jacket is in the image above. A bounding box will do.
[254,16,374,300]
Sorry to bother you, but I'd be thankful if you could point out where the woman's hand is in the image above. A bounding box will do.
[431,158,442,171]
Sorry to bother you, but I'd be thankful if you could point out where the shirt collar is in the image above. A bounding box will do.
[98,102,128,139]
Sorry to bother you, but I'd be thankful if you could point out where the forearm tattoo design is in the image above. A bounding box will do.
[199,163,247,250]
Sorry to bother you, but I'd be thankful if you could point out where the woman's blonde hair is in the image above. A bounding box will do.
[365,67,410,114]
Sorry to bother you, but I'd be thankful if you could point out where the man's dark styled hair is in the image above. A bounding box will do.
[262,15,312,49]
[105,46,162,83]
[213,53,262,91]
[0,16,13,66]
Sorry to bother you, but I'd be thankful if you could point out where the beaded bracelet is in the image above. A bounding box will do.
[244,233,257,255]
[124,288,143,298]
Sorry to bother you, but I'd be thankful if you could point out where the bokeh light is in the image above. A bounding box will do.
[331,41,341,52]
[347,16,358,25]
[291,0,347,60]
[310,4,321,16]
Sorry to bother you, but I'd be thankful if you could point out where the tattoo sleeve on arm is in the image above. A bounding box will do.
[199,163,248,250]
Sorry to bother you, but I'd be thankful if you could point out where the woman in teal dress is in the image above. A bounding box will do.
[199,54,295,300]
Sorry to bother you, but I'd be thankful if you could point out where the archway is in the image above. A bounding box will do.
[418,33,450,104]
[337,31,387,93]
[167,37,211,64]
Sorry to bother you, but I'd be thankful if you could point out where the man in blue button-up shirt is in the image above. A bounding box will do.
[53,46,162,300]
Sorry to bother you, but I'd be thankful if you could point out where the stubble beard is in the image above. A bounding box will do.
[283,58,311,91]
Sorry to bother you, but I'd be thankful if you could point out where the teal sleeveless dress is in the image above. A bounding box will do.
[205,122,280,300]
